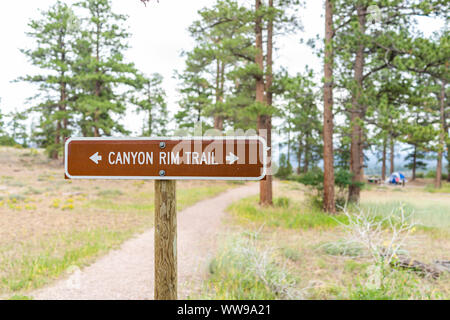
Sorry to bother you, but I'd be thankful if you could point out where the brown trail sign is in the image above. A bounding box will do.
[65,137,267,180]
[64,136,267,300]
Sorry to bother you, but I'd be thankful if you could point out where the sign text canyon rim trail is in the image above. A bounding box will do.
[64,136,267,180]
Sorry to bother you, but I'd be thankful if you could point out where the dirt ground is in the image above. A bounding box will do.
[30,184,259,300]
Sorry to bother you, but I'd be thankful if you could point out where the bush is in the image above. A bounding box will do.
[415,172,424,179]
[0,135,17,147]
[204,235,300,299]
[425,170,436,178]
[294,168,362,210]
[275,154,293,180]
[425,170,448,180]
[321,240,364,257]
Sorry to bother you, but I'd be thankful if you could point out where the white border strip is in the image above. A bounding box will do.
[65,136,267,181]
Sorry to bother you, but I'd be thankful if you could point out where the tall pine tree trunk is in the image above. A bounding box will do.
[303,133,310,173]
[287,124,291,165]
[435,79,446,188]
[323,0,335,213]
[348,5,366,203]
[53,121,61,160]
[412,145,417,181]
[214,59,224,131]
[94,17,101,138]
[381,137,387,181]
[447,142,450,182]
[59,81,67,162]
[297,141,303,174]
[390,136,395,175]
[256,0,272,206]
[147,81,153,136]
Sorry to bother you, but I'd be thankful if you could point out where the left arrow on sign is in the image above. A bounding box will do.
[89,152,102,164]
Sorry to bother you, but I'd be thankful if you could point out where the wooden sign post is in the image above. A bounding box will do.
[154,180,177,300]
[65,137,267,300]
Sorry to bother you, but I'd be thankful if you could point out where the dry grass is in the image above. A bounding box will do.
[205,180,450,300]
[0,146,234,297]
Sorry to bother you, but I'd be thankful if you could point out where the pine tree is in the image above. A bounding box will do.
[73,0,140,137]
[277,70,322,174]
[332,0,448,201]
[175,69,213,130]
[133,73,168,136]
[20,1,78,158]
[7,110,29,147]
[188,0,253,131]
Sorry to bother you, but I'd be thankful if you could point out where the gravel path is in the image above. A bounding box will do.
[31,183,258,300]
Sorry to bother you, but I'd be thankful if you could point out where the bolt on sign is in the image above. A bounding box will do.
[65,137,267,180]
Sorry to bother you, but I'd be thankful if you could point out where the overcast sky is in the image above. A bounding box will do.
[0,1,445,167]
[0,0,322,135]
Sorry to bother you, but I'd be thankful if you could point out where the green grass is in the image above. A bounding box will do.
[97,189,124,198]
[425,182,450,194]
[280,246,302,262]
[360,200,450,229]
[0,228,136,295]
[197,235,299,300]
[8,295,34,300]
[346,267,447,300]
[86,185,229,214]
[227,196,347,230]
[85,199,154,214]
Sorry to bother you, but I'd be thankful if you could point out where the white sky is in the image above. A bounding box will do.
[0,0,322,136]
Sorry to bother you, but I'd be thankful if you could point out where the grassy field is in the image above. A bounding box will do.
[0,146,234,298]
[197,180,450,300]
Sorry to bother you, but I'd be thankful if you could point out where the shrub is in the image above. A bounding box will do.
[321,240,364,257]
[204,234,300,299]
[425,170,436,178]
[0,135,17,146]
[415,172,424,179]
[295,168,362,210]
[275,154,293,180]
[281,247,302,262]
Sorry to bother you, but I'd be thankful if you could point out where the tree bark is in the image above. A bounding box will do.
[287,123,291,165]
[381,137,387,181]
[93,15,101,138]
[390,136,395,175]
[53,121,61,160]
[412,145,417,181]
[447,143,450,182]
[258,115,273,205]
[435,79,446,188]
[214,59,224,131]
[297,141,303,174]
[256,0,272,206]
[147,81,153,136]
[303,133,310,173]
[323,0,335,213]
[348,5,366,203]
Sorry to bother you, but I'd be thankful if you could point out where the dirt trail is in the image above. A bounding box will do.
[31,183,259,300]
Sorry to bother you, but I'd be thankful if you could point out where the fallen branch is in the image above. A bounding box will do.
[389,256,449,279]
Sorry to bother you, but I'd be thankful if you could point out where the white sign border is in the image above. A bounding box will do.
[64,136,267,181]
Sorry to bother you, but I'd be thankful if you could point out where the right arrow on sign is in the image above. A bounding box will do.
[89,152,102,164]
[226,152,239,165]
